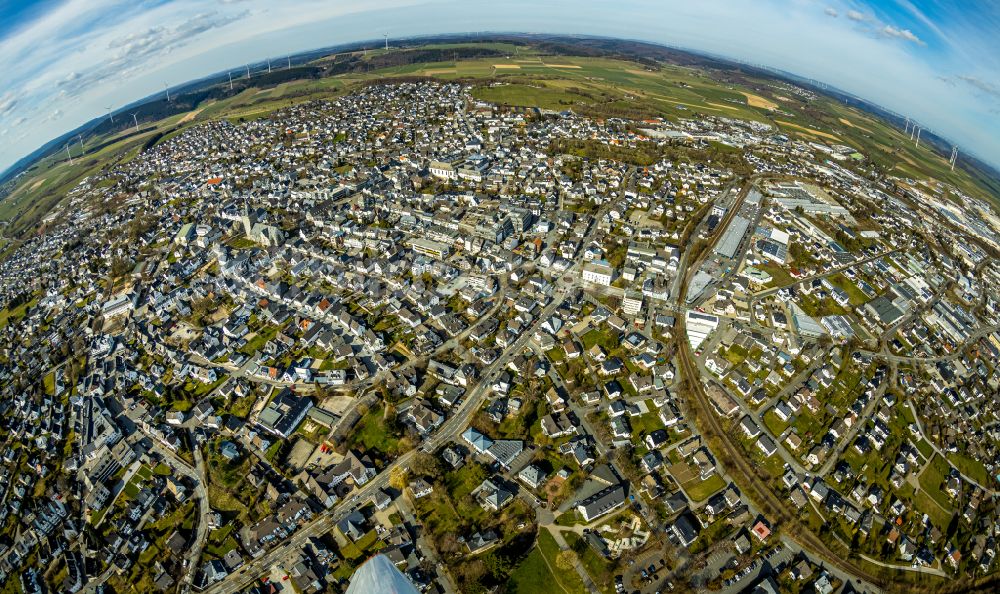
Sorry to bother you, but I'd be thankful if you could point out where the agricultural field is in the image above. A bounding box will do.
[4,40,995,249]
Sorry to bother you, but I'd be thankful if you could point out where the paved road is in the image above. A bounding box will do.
[858,322,1000,364]
[748,249,899,300]
[904,399,997,495]
[184,430,213,589]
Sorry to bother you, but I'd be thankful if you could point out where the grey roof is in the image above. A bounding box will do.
[486,439,523,468]
[714,215,751,259]
[577,483,627,520]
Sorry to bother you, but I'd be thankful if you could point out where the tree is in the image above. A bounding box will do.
[556,550,578,571]
[482,552,512,581]
[109,256,132,278]
[389,466,408,491]
[189,295,218,327]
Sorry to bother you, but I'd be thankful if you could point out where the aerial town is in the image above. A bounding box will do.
[0,74,998,594]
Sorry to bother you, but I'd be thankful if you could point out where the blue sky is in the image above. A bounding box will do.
[0,0,998,174]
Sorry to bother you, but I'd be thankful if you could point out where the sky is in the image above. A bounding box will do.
[0,0,998,174]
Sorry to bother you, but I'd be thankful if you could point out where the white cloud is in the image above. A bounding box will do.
[824,7,838,18]
[0,93,18,115]
[892,0,951,46]
[956,75,1000,101]
[846,10,866,22]
[882,25,924,45]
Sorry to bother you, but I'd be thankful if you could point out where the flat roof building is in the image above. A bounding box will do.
[258,389,313,438]
[409,237,451,259]
[715,215,751,259]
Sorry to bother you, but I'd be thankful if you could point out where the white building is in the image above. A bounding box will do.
[428,160,457,180]
[622,291,644,317]
[582,260,614,286]
[686,311,719,350]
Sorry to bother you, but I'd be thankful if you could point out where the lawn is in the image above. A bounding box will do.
[682,473,726,502]
[347,405,402,457]
[0,297,37,329]
[757,262,795,288]
[205,525,239,557]
[762,410,789,437]
[240,324,279,355]
[339,528,383,561]
[757,450,787,478]
[555,510,585,527]
[508,529,587,594]
[546,346,566,363]
[947,452,992,486]
[914,438,934,459]
[827,273,868,305]
[580,328,621,352]
[264,440,283,462]
[911,487,954,529]
[565,532,616,594]
[630,410,666,438]
[413,462,494,540]
[919,454,955,511]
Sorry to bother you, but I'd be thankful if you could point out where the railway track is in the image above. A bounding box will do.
[672,177,888,590]
[675,333,887,589]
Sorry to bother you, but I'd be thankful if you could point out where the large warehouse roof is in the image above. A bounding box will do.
[714,215,751,259]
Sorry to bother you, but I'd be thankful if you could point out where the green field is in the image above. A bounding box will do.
[508,530,587,594]
[683,472,726,502]
[565,532,616,594]
[947,452,993,486]
[347,404,403,456]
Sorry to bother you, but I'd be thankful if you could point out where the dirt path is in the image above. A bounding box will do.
[178,107,204,124]
[537,540,572,594]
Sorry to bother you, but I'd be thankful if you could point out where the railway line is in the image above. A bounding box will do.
[673,177,888,590]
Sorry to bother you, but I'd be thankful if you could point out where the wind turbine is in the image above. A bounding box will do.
[105,107,115,124]
[65,143,74,165]
[246,64,251,79]
[228,71,233,90]
[131,113,140,132]
[76,134,84,153]
[384,33,388,51]
[164,83,171,102]
[287,56,291,70]
[267,58,271,74]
